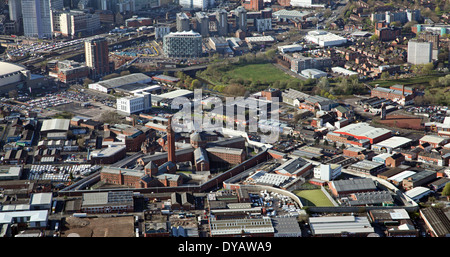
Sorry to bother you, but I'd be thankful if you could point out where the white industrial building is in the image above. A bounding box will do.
[304,30,347,47]
[371,136,412,153]
[300,68,327,79]
[0,210,48,229]
[116,92,151,115]
[314,164,342,181]
[40,119,70,134]
[272,9,311,20]
[331,66,358,77]
[387,170,416,184]
[88,73,152,93]
[405,186,432,202]
[158,89,194,100]
[309,215,375,236]
[0,166,23,180]
[278,44,303,53]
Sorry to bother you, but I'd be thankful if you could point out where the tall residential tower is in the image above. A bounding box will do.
[84,37,111,79]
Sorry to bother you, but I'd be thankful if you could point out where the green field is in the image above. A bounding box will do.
[293,189,334,207]
[199,62,302,86]
[227,63,297,83]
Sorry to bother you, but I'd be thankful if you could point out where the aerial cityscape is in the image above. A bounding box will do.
[1,0,450,243]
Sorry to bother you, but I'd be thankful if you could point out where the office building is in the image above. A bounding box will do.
[163,31,203,58]
[84,37,111,79]
[58,10,100,37]
[176,12,190,32]
[407,40,432,65]
[21,0,53,38]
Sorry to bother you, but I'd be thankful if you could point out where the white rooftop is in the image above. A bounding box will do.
[41,119,70,132]
[373,136,412,149]
[334,122,391,140]
[0,210,48,224]
[405,186,432,200]
[388,170,416,182]
[420,135,447,144]
[90,145,126,158]
[0,61,27,77]
[158,89,193,99]
[30,193,52,206]
[309,215,374,236]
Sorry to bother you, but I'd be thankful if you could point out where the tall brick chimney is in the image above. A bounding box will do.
[167,116,176,163]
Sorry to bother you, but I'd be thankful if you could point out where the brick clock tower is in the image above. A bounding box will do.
[167,116,176,163]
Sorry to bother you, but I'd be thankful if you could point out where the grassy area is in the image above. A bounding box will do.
[368,74,447,88]
[227,63,298,84]
[293,189,334,207]
[198,62,304,88]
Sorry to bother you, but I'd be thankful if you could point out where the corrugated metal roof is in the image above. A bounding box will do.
[41,119,70,132]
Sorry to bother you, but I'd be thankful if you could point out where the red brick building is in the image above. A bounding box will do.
[371,85,415,105]
[385,153,405,167]
[375,25,402,41]
[242,0,264,11]
[206,147,245,165]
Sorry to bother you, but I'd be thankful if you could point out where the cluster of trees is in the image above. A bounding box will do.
[410,63,435,75]
[429,74,450,88]
[311,76,366,99]
[173,71,202,90]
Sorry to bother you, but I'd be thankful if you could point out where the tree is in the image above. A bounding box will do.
[83,78,93,87]
[317,77,330,91]
[191,79,202,89]
[442,182,450,201]
[100,111,121,124]
[8,90,18,99]
[380,71,390,80]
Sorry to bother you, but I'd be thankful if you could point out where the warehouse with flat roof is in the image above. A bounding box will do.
[328,178,377,196]
[304,30,347,47]
[371,136,413,153]
[209,217,275,237]
[309,215,375,237]
[88,73,152,93]
[331,122,392,145]
[40,119,70,134]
